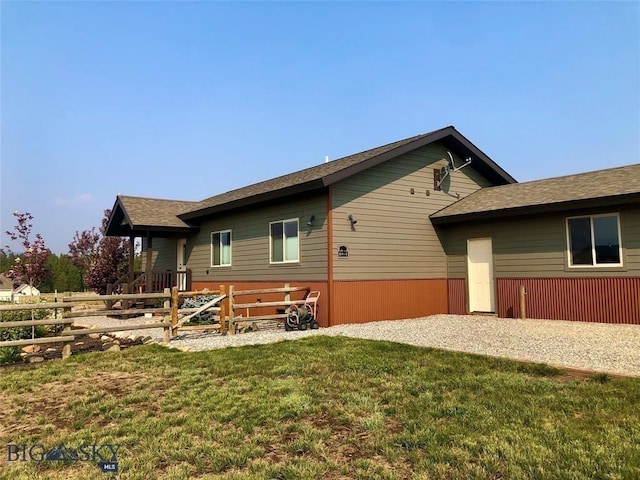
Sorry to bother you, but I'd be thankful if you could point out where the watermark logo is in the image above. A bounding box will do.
[7,443,119,473]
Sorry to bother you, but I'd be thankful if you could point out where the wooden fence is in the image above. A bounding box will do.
[0,288,223,359]
[0,283,310,359]
[227,284,309,334]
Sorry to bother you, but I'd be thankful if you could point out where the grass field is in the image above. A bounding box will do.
[0,336,638,479]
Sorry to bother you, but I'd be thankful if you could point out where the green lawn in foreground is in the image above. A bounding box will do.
[0,336,638,480]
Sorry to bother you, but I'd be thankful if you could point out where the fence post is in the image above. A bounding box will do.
[518,285,526,320]
[219,284,227,335]
[105,284,114,310]
[228,285,235,335]
[171,287,179,337]
[163,288,170,311]
[62,292,72,359]
[122,283,129,312]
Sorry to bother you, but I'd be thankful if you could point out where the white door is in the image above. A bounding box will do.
[467,238,495,313]
[176,238,187,291]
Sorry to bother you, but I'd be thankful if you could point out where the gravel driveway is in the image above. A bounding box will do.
[77,314,640,377]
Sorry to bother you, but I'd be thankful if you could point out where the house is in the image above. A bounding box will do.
[105,126,640,325]
[12,284,41,303]
[0,274,41,303]
[432,164,640,324]
[0,274,14,302]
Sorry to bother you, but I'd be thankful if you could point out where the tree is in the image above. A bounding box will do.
[1,212,49,289]
[40,254,83,293]
[68,210,131,294]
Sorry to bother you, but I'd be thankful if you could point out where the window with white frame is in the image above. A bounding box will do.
[270,219,299,263]
[211,230,232,267]
[566,214,622,267]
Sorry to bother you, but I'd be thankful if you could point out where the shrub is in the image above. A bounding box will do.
[0,347,22,364]
[0,302,52,342]
[180,295,218,325]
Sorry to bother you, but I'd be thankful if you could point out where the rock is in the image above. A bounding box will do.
[101,341,116,351]
[24,354,45,363]
[88,333,101,339]
[21,345,41,354]
[105,344,121,353]
[100,335,112,342]
[75,341,84,347]
[117,333,131,340]
[142,336,154,344]
[45,348,58,353]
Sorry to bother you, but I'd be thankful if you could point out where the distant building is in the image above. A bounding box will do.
[0,274,14,302]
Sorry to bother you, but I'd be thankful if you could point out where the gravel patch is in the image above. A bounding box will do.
[74,314,640,377]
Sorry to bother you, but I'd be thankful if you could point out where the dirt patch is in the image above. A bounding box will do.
[0,372,171,438]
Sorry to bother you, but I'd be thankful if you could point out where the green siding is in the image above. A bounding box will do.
[442,204,640,278]
[332,142,493,281]
[142,237,177,271]
[187,193,328,282]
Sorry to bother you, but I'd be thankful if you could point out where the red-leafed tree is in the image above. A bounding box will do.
[68,209,131,294]
[1,212,50,289]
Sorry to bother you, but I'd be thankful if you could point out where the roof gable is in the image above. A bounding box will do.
[179,126,515,221]
[431,163,640,224]
[105,195,200,236]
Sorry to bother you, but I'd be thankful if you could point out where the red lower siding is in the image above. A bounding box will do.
[497,278,640,324]
[447,279,467,314]
[332,279,448,325]
[192,281,329,327]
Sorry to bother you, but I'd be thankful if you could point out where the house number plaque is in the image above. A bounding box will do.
[338,246,349,257]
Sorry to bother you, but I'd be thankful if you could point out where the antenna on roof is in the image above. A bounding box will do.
[436,151,472,189]
[447,151,471,172]
[325,155,329,164]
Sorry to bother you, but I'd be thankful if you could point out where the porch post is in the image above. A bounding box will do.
[128,235,135,285]
[145,233,153,293]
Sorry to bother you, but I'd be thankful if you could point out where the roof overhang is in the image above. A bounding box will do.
[431,191,640,225]
[179,180,326,221]
[105,197,198,237]
[180,127,515,221]
[321,127,516,187]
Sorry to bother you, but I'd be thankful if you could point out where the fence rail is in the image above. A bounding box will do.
[0,283,310,359]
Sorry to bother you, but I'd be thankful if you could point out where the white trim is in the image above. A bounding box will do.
[566,213,623,268]
[269,218,300,264]
[210,229,232,267]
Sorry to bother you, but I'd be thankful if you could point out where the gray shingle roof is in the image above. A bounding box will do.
[106,125,516,234]
[431,164,640,223]
[188,132,434,213]
[117,196,200,229]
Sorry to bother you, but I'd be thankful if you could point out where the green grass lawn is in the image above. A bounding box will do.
[0,336,638,480]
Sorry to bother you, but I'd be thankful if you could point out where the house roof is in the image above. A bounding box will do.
[105,126,516,235]
[179,126,515,221]
[0,273,15,290]
[431,163,640,224]
[13,284,39,295]
[105,195,201,236]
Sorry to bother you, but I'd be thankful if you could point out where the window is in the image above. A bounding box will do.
[567,214,622,267]
[270,219,299,263]
[211,230,232,267]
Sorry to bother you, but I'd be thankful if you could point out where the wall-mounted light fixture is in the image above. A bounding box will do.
[348,214,357,226]
[306,215,315,227]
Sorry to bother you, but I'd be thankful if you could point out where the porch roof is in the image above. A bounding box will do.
[105,195,201,236]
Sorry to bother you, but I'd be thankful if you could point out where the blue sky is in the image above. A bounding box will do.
[1,1,638,253]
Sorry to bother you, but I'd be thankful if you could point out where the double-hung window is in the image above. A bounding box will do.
[270,219,299,263]
[566,214,622,267]
[211,230,232,267]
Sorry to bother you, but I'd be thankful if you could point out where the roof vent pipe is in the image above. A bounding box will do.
[325,155,329,163]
